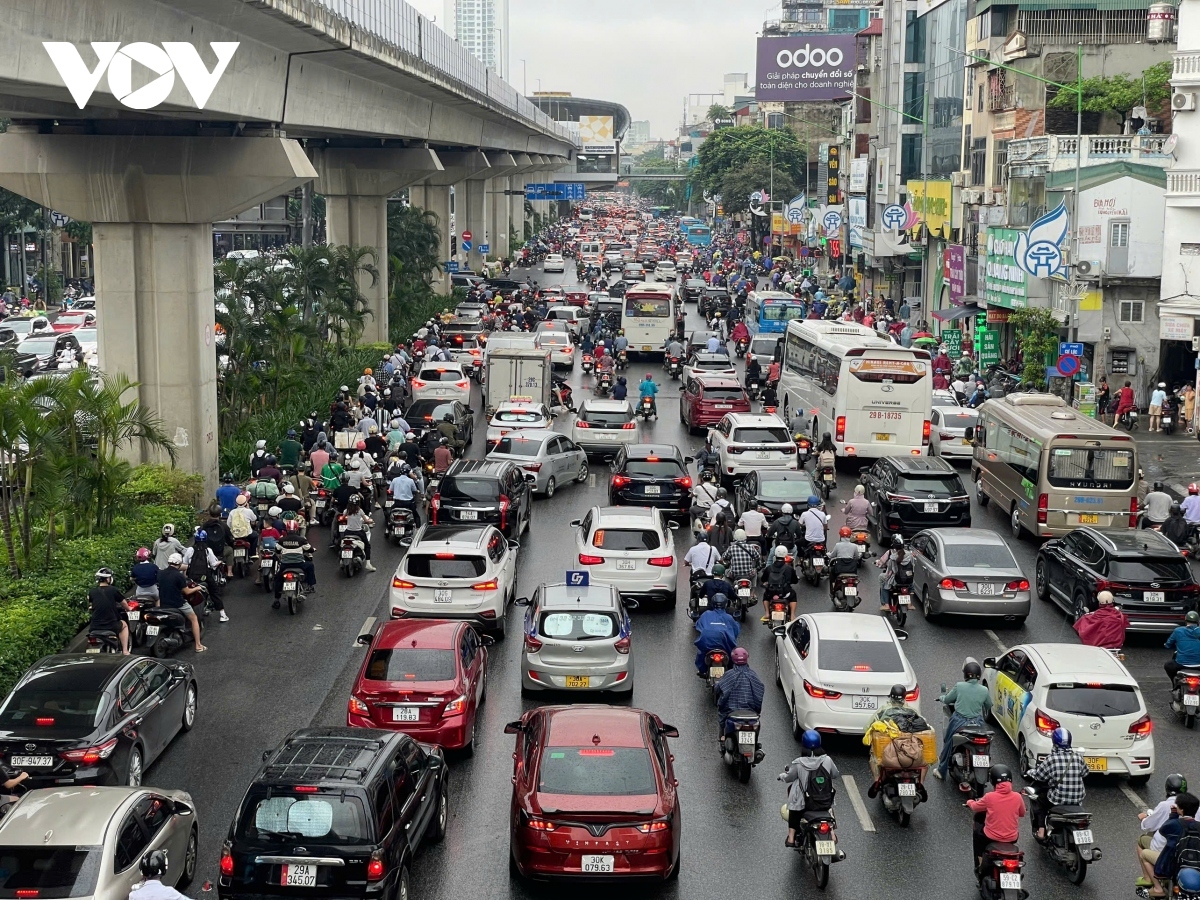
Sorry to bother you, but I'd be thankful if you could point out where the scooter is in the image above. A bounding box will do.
[941,696,994,799]
[1171,668,1200,728]
[384,495,416,546]
[763,590,790,626]
[735,338,748,358]
[703,648,729,701]
[784,807,844,889]
[869,765,926,827]
[667,355,682,380]
[1022,779,1099,885]
[830,566,861,611]
[800,543,826,586]
[817,464,836,500]
[141,586,210,658]
[721,711,764,784]
[687,572,710,620]
[616,348,629,371]
[338,524,367,577]
[85,629,122,654]
[637,395,656,421]
[596,370,613,397]
[581,353,594,374]
[794,434,811,468]
[258,544,278,592]
[278,562,308,615]
[121,592,147,647]
[231,539,252,579]
[746,375,764,401]
[732,577,754,621]
[887,582,913,627]
[311,488,334,527]
[976,832,1028,900]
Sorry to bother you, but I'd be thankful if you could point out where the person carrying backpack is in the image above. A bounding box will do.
[761,545,800,622]
[1151,791,1200,899]
[875,534,914,614]
[780,729,841,848]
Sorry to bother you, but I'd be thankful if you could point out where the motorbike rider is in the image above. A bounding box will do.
[388,464,422,528]
[610,375,627,401]
[797,495,829,557]
[828,526,862,600]
[249,439,269,476]
[965,765,1027,873]
[273,519,315,609]
[814,434,837,486]
[715,647,765,742]
[129,849,190,900]
[1027,727,1089,841]
[88,568,130,654]
[761,545,800,621]
[151,524,185,570]
[364,424,388,461]
[843,484,871,532]
[1073,589,1129,650]
[1145,482,1174,529]
[693,593,739,675]
[341,494,377,573]
[130,547,160,603]
[780,730,842,849]
[638,373,659,418]
[613,330,629,357]
[701,562,737,606]
[683,533,721,581]
[693,438,720,475]
[875,535,913,614]
[257,454,284,488]
[319,452,345,491]
[226,494,259,560]
[215,472,241,515]
[1165,610,1200,681]
[767,503,803,554]
[1138,774,1190,895]
[184,529,227,622]
[158,553,206,653]
[935,660,993,783]
[436,413,465,454]
[870,683,919,727]
[432,437,455,475]
[1165,502,1192,548]
[708,486,734,525]
[721,528,763,589]
[730,319,751,347]
[664,336,686,363]
[199,505,235,578]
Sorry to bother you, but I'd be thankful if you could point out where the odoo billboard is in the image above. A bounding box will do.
[755,35,857,102]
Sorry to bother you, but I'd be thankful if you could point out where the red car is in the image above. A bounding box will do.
[51,310,96,332]
[680,374,751,434]
[505,705,682,882]
[348,619,489,751]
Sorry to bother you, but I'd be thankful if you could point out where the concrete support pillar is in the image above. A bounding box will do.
[462,177,488,273]
[0,133,316,494]
[411,183,452,295]
[316,148,444,345]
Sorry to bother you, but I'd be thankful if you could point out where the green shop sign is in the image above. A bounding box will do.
[979,328,1001,368]
[984,228,1028,310]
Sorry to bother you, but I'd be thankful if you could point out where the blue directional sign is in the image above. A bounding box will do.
[444,260,459,273]
[479,243,490,254]
[461,239,472,252]
[565,571,590,587]
[525,183,587,201]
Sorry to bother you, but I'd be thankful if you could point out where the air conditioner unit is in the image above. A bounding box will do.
[979,191,993,205]
[961,189,981,204]
[951,172,966,187]
[1173,91,1197,111]
[1076,259,1103,278]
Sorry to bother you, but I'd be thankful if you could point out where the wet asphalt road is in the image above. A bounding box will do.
[143,260,1197,900]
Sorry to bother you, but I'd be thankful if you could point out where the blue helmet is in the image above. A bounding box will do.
[1051,727,1072,749]
[801,729,822,752]
[195,529,208,542]
[711,593,729,610]
[808,495,821,507]
[1178,868,1200,893]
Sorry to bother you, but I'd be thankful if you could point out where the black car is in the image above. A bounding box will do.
[699,288,731,318]
[0,654,197,788]
[608,281,628,299]
[486,278,533,294]
[451,274,485,291]
[432,459,533,538]
[682,278,706,302]
[622,263,647,282]
[219,728,446,900]
[859,456,970,544]
[608,444,693,515]
[1036,527,1200,632]
[404,399,474,444]
[735,470,819,520]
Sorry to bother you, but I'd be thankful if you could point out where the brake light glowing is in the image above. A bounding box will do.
[922,419,931,445]
[411,379,426,389]
[803,680,842,700]
[472,580,498,591]
[611,475,631,489]
[60,737,118,765]
[622,422,636,429]
[527,817,557,831]
[1129,497,1139,528]
[649,556,674,567]
[576,421,590,428]
[579,553,604,565]
[435,552,456,559]
[636,821,669,833]
[940,578,967,590]
[675,476,693,489]
[1034,708,1060,736]
[294,786,320,793]
[392,576,415,589]
[35,717,54,726]
[905,685,920,702]
[15,891,38,898]
[1001,859,1021,872]
[1185,676,1200,691]
[1006,579,1030,591]
[579,748,615,756]
[835,416,845,442]
[348,697,369,716]
[366,853,385,881]
[443,695,468,715]
[1128,714,1153,737]
[1037,493,1048,525]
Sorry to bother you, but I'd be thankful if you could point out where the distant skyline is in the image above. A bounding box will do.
[407,0,761,137]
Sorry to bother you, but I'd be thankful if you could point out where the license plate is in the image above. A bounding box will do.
[391,707,420,722]
[145,625,160,636]
[282,863,317,887]
[260,559,273,569]
[645,485,661,495]
[852,696,877,710]
[977,583,995,595]
[127,610,140,621]
[341,550,353,559]
[616,559,635,570]
[460,509,478,521]
[1079,513,1099,524]
[86,646,101,654]
[283,581,297,592]
[1084,756,1107,773]
[815,840,837,856]
[737,587,751,597]
[757,451,770,459]
[737,730,756,745]
[434,590,453,603]
[581,855,614,873]
[315,500,326,510]
[924,502,939,513]
[898,593,912,606]
[843,586,857,596]
[971,754,991,767]
[771,610,786,621]
[823,473,834,482]
[1185,694,1200,707]
[11,755,53,767]
[716,404,732,409]
[709,666,725,679]
[234,548,246,558]
[1073,829,1094,844]
[698,597,708,607]
[565,675,590,688]
[999,873,1021,890]
[1144,591,1165,602]
[875,433,892,441]
[813,558,824,568]
[897,782,917,796]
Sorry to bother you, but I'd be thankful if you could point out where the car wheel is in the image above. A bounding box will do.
[396,865,410,900]
[1018,736,1032,773]
[976,476,989,508]
[522,506,531,535]
[178,825,198,889]
[181,683,198,732]
[126,747,143,787]
[791,695,804,740]
[1072,589,1089,621]
[775,648,783,687]
[922,587,937,621]
[575,460,589,483]
[431,779,448,843]
[1034,558,1051,602]
[1010,503,1024,540]
[544,477,556,499]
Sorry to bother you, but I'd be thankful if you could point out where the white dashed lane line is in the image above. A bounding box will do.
[984,629,1008,653]
[841,774,877,833]
[1121,782,1148,811]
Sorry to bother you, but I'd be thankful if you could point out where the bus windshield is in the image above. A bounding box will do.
[624,295,671,317]
[762,303,804,323]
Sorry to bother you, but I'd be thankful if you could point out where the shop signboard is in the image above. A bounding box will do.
[905,180,952,238]
[942,329,962,357]
[1160,314,1195,341]
[755,35,857,102]
[944,245,966,305]
[984,228,1028,309]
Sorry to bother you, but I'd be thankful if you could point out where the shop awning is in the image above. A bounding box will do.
[931,303,981,323]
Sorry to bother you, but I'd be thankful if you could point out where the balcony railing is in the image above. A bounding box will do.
[1006,133,1170,174]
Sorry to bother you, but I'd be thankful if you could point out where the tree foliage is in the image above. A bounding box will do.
[632,159,689,209]
[1047,60,1173,121]
[718,160,798,215]
[707,104,733,122]
[694,126,806,199]
[1010,306,1064,390]
[387,203,443,332]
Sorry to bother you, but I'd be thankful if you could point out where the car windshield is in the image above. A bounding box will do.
[537,748,657,796]
[818,639,905,673]
[539,612,618,640]
[1108,558,1192,582]
[695,358,733,370]
[72,329,96,343]
[18,338,57,355]
[701,387,745,402]
[0,846,103,899]
[406,401,454,423]
[405,554,487,578]
[1047,448,1135,490]
[439,477,499,503]
[750,339,778,357]
[933,395,962,408]
[625,296,670,317]
[0,681,108,738]
[365,648,457,682]
[493,436,544,457]
[943,543,1018,569]
[580,406,633,426]
[418,368,464,382]
[623,460,684,478]
[732,426,790,444]
[240,793,372,845]
[758,477,815,499]
[895,475,966,495]
[1045,684,1141,717]
[591,528,662,551]
[495,410,544,423]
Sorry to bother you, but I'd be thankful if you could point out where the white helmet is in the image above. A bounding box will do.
[255,439,267,450]
[268,505,283,517]
[283,483,295,495]
[781,503,794,514]
[775,545,789,559]
[1160,382,1167,388]
[350,459,361,470]
[733,528,747,541]
[167,552,183,566]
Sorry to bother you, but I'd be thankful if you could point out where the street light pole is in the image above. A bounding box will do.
[520,59,527,96]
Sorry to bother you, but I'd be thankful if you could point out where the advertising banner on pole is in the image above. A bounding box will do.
[755,35,857,102]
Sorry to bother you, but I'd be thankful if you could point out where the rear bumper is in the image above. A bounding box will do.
[930,591,1031,617]
[576,436,636,457]
[609,489,690,513]
[513,834,676,881]
[347,711,472,750]
[883,512,971,535]
[522,660,633,692]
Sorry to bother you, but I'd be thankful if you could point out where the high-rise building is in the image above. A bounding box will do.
[443,0,509,79]
[627,120,651,147]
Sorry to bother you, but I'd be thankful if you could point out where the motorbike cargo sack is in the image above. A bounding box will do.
[870,730,937,769]
[890,710,932,734]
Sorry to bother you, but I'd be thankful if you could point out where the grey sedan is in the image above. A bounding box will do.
[909,528,1031,622]
[517,581,633,695]
[485,428,588,498]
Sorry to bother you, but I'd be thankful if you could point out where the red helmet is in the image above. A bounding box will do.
[839,526,852,539]
[1190,483,1199,495]
[136,547,151,562]
[356,440,367,451]
[731,648,749,666]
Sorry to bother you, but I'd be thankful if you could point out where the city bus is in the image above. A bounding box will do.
[971,393,1138,539]
[778,320,932,458]
[679,216,701,233]
[684,225,712,247]
[745,290,805,335]
[621,282,676,358]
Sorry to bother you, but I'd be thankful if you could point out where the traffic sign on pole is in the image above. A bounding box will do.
[1056,354,1081,377]
[461,240,472,253]
[479,243,490,254]
[461,230,472,242]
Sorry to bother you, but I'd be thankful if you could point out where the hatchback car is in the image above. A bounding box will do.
[571,399,638,457]
[487,429,588,497]
[709,413,798,485]
[0,654,198,788]
[621,263,646,282]
[0,786,198,900]
[405,399,474,444]
[983,643,1154,780]
[389,524,519,636]
[486,401,553,448]
[544,305,587,337]
[1035,527,1200,631]
[535,330,575,369]
[909,528,1030,622]
[654,261,678,282]
[454,300,488,318]
[735,469,818,520]
[349,620,489,751]
[681,352,737,383]
[681,375,750,433]
[608,444,692,515]
[432,459,534,539]
[505,706,681,881]
[859,456,971,544]
[775,613,918,735]
[411,362,471,404]
[929,396,979,460]
[543,253,566,273]
[572,507,679,608]
[220,728,447,900]
[746,334,782,368]
[518,583,633,696]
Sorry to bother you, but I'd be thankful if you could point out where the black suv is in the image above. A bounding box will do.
[1036,527,1200,632]
[219,728,447,900]
[432,459,533,539]
[608,444,693,515]
[859,456,970,544]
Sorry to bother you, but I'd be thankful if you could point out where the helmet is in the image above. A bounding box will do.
[988,764,1014,786]
[440,437,449,446]
[711,593,729,610]
[964,660,983,680]
[222,472,234,483]
[195,529,208,542]
[1095,589,1115,606]
[162,524,175,537]
[235,494,248,507]
[167,552,183,566]
[839,526,852,539]
[644,373,653,380]
[265,454,277,466]
[1051,727,1073,749]
[383,388,391,397]
[800,729,822,752]
[1189,611,1200,625]
[282,483,295,495]
[94,567,114,582]
[356,440,367,451]
[284,519,300,532]
[1154,481,1166,492]
[1159,382,1166,388]
[287,429,296,438]
[712,563,726,576]
[808,495,821,507]
[364,367,373,375]
[1174,502,1184,514]
[140,849,169,880]
[775,545,789,559]
[256,439,267,450]
[1167,774,1189,797]
[731,647,749,666]
[1178,869,1200,894]
[781,503,793,514]
[854,484,865,496]
[268,505,283,517]
[733,528,747,541]
[889,684,907,703]
[369,425,379,434]
[443,413,455,423]
[822,431,832,442]
[339,472,350,484]
[892,534,905,548]
[399,464,411,475]
[716,487,728,500]
[136,547,150,562]
[349,459,361,470]
[340,385,349,393]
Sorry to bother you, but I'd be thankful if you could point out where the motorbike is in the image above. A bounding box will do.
[667,355,682,380]
[782,807,843,889]
[637,395,656,420]
[311,488,334,527]
[1119,408,1139,431]
[940,696,994,798]
[794,434,811,467]
[871,766,926,827]
[732,577,754,621]
[338,523,367,577]
[687,572,710,620]
[734,338,748,359]
[581,353,594,374]
[141,585,210,658]
[830,565,861,611]
[817,464,836,500]
[278,562,308,615]
[703,648,730,701]
[1022,779,1099,885]
[746,375,764,401]
[887,582,913,627]
[258,544,278,592]
[596,370,613,397]
[721,711,764,784]
[231,539,252,579]
[763,589,790,627]
[552,379,576,413]
[616,349,629,371]
[976,827,1027,900]
[1162,397,1179,435]
[1171,668,1200,728]
[85,629,122,654]
[384,495,416,546]
[123,595,147,647]
[800,542,826,586]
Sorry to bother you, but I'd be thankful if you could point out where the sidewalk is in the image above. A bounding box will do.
[1135,429,1200,498]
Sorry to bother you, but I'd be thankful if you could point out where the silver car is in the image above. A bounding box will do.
[0,786,198,900]
[930,392,979,460]
[517,582,634,695]
[486,428,588,497]
[909,528,1032,622]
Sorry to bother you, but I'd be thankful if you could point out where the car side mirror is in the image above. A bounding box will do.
[514,596,531,607]
[570,519,582,527]
[983,656,997,669]
[355,633,372,646]
[481,634,496,646]
[893,629,909,641]
[859,466,871,477]
[667,520,680,530]
[173,801,193,816]
[772,626,787,637]
[504,720,525,735]
[508,539,520,550]
[684,456,694,464]
[659,724,680,738]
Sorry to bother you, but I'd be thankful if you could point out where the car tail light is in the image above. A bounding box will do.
[523,463,542,472]
[1037,493,1048,525]
[35,717,55,726]
[939,432,955,441]
[615,635,631,654]
[472,580,498,591]
[675,476,693,489]
[922,419,931,446]
[649,556,674,567]
[524,631,544,652]
[294,785,320,793]
[579,553,604,565]
[1129,714,1153,737]
[1006,579,1030,591]
[412,379,427,389]
[940,578,967,590]
[622,422,636,430]
[348,696,369,716]
[367,851,386,881]
[443,695,468,715]
[456,380,469,389]
[576,420,590,428]
[612,475,631,489]
[499,495,510,531]
[635,821,670,833]
[60,737,118,766]
[1034,708,1060,736]
[803,679,842,700]
[527,817,557,832]
[1129,497,1139,528]
[220,844,234,877]
[392,576,415,589]
[835,416,845,443]
[430,494,441,524]
[905,685,920,703]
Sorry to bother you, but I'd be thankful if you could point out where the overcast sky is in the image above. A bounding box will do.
[406,0,765,138]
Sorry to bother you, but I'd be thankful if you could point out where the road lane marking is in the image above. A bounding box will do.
[588,473,597,487]
[984,630,1007,653]
[1121,783,1148,810]
[841,775,876,833]
[355,616,376,647]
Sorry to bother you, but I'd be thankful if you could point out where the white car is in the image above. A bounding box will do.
[929,401,979,460]
[676,252,694,270]
[775,612,919,735]
[571,399,637,457]
[543,305,587,337]
[543,253,566,273]
[534,330,575,369]
[390,524,519,636]
[655,261,678,282]
[984,643,1154,780]
[571,506,679,608]
[486,401,553,448]
[709,412,798,485]
[73,326,99,368]
[411,361,471,404]
[682,351,737,383]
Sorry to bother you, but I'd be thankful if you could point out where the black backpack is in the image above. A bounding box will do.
[804,762,836,810]
[766,562,792,591]
[893,551,915,587]
[1175,821,1200,874]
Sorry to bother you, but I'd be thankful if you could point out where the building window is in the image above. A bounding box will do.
[992,140,1009,186]
[962,124,972,173]
[971,138,988,186]
[901,134,922,181]
[1119,300,1144,323]
[904,11,926,63]
[1110,221,1129,248]
[903,72,925,121]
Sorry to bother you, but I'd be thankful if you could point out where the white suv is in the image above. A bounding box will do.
[390,524,519,636]
[571,506,679,608]
[709,412,798,486]
[655,261,678,282]
[411,361,471,404]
